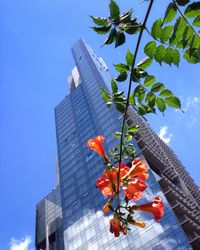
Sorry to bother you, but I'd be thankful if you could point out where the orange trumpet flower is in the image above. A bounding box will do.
[87,135,109,162]
[132,196,164,222]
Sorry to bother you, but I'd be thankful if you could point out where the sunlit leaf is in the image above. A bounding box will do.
[163,3,177,23]
[151,82,165,92]
[100,88,112,101]
[114,63,129,73]
[137,57,153,69]
[165,96,181,109]
[126,49,134,66]
[161,26,173,42]
[151,18,162,39]
[156,97,166,112]
[144,75,156,87]
[159,89,173,97]
[111,79,118,93]
[154,45,166,64]
[144,41,156,58]
[170,17,187,45]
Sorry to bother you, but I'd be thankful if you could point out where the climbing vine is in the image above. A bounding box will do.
[88,0,200,237]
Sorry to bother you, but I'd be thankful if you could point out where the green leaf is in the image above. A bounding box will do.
[137,105,148,115]
[176,0,190,6]
[170,17,187,45]
[184,48,200,64]
[111,79,118,93]
[164,47,178,66]
[134,85,145,97]
[144,41,156,58]
[132,68,148,82]
[165,96,181,109]
[115,30,126,48]
[91,25,111,34]
[90,16,110,26]
[114,63,129,73]
[137,57,153,69]
[129,94,136,106]
[138,91,145,104]
[177,26,193,48]
[120,10,133,23]
[144,75,156,87]
[159,89,173,97]
[154,45,166,64]
[151,19,162,39]
[185,2,200,18]
[173,49,180,66]
[115,103,125,113]
[113,132,122,138]
[128,124,140,133]
[151,82,165,92]
[163,3,177,23]
[126,49,134,66]
[146,92,156,107]
[191,34,200,49]
[193,15,200,26]
[109,0,120,21]
[103,28,117,45]
[156,97,166,112]
[161,26,173,42]
[115,73,128,82]
[100,88,111,101]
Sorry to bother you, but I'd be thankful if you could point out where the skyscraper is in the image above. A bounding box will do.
[36,38,200,250]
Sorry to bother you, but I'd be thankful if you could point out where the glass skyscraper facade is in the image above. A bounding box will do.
[36,38,200,250]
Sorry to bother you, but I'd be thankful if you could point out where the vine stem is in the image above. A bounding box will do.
[117,0,155,209]
[172,0,199,38]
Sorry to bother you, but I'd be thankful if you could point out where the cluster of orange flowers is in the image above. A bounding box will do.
[87,135,164,237]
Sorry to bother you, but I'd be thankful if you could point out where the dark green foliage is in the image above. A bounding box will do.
[91,25,111,34]
[90,16,110,26]
[193,15,200,26]
[163,3,177,23]
[109,0,120,21]
[185,2,200,18]
[103,28,117,45]
[115,30,126,47]
[176,0,190,6]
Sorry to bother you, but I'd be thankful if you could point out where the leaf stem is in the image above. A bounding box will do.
[117,0,155,209]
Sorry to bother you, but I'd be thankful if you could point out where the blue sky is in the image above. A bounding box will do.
[1,0,200,249]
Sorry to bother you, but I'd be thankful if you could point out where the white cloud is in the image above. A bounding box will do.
[184,96,200,112]
[158,126,172,145]
[10,236,32,250]
[182,96,200,127]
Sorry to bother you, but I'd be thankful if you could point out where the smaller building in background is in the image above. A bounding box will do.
[35,185,64,250]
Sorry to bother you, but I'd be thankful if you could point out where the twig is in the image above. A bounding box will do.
[117,0,155,209]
